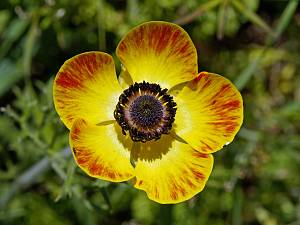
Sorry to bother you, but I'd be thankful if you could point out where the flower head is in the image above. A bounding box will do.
[53,21,243,204]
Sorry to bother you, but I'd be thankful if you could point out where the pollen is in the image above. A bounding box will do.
[114,81,177,142]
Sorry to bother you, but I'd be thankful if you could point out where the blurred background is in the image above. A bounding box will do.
[0,0,300,224]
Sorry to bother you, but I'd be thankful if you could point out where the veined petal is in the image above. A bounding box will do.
[53,51,122,129]
[116,21,198,89]
[132,134,213,204]
[175,72,243,153]
[69,119,134,182]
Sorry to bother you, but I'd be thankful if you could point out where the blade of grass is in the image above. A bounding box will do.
[0,18,29,59]
[266,0,299,46]
[217,0,230,40]
[234,0,298,91]
[231,0,273,34]
[23,12,39,78]
[234,48,266,90]
[232,187,243,225]
[174,0,222,25]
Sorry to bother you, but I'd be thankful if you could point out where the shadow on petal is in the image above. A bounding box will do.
[130,132,175,163]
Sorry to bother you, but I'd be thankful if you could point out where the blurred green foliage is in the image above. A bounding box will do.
[0,0,300,225]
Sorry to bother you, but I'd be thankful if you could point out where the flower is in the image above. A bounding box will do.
[53,21,243,204]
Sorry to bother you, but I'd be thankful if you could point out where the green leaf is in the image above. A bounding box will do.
[23,14,39,77]
[0,59,23,97]
[0,10,11,35]
[0,18,29,59]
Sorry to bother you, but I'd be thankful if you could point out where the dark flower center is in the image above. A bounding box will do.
[130,95,164,127]
[114,82,177,142]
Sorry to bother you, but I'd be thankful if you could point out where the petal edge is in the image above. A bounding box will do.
[116,21,198,89]
[69,119,134,182]
[132,134,214,204]
[53,51,122,129]
[175,72,243,153]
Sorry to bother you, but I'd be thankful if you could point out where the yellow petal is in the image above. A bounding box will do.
[132,134,213,204]
[69,119,134,182]
[116,21,198,89]
[175,72,243,153]
[53,51,122,129]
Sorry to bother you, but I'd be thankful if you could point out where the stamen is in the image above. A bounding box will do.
[114,82,177,142]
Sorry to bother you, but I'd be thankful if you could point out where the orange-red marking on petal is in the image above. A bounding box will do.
[53,52,122,129]
[69,119,134,182]
[175,72,243,153]
[133,134,214,204]
[116,21,198,89]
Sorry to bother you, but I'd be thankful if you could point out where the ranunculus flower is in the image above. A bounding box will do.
[53,21,243,204]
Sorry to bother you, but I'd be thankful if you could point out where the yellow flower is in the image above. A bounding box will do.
[53,21,243,204]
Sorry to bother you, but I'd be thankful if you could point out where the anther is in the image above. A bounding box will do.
[114,82,177,142]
